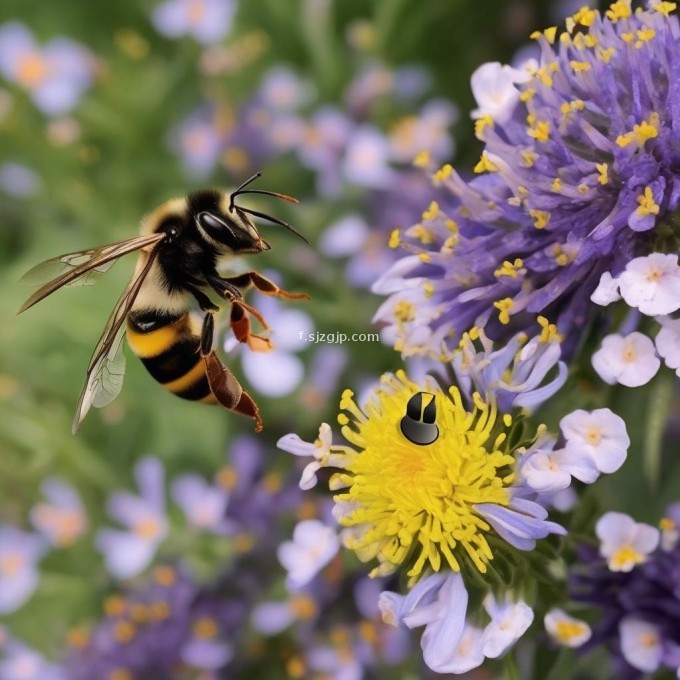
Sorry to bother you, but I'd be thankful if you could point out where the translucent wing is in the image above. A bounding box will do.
[72,248,159,433]
[19,233,166,313]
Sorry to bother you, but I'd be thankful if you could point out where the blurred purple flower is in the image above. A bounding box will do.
[152,0,237,44]
[388,99,457,165]
[171,474,230,534]
[0,639,63,680]
[29,477,87,548]
[95,457,168,579]
[0,22,93,115]
[170,108,226,177]
[342,125,393,190]
[0,526,45,614]
[0,163,41,197]
[64,567,241,679]
[257,66,312,112]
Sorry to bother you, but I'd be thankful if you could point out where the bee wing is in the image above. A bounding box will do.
[19,233,166,313]
[72,248,159,433]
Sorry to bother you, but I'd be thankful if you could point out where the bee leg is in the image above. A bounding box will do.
[207,274,273,352]
[230,300,272,353]
[186,283,220,313]
[200,312,263,431]
[222,271,310,300]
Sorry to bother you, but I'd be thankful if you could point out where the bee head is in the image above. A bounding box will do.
[195,207,270,255]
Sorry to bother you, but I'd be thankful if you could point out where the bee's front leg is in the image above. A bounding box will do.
[221,271,310,300]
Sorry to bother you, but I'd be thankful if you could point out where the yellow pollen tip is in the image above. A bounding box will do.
[422,201,440,221]
[530,209,551,229]
[388,229,401,249]
[494,298,515,324]
[474,116,494,140]
[474,152,499,174]
[607,1,632,21]
[433,163,453,184]
[653,2,677,17]
[636,186,660,217]
[413,150,431,168]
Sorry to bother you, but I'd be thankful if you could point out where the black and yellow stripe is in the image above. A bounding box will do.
[126,311,216,403]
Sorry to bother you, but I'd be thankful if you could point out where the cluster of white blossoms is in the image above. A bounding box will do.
[591,253,680,387]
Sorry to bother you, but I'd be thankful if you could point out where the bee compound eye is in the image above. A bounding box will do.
[400,392,439,446]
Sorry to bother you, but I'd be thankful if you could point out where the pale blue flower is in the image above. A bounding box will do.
[95,457,168,579]
[0,22,92,115]
[0,526,46,614]
[152,0,236,44]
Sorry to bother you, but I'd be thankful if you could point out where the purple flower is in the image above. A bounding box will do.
[64,567,240,679]
[95,457,168,579]
[0,526,46,614]
[0,639,63,680]
[169,107,226,177]
[171,474,230,534]
[568,504,680,678]
[0,22,93,115]
[0,163,41,197]
[151,0,237,44]
[376,2,680,359]
[29,477,87,548]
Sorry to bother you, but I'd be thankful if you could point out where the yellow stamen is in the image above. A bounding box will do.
[538,316,563,343]
[635,186,660,218]
[413,150,431,168]
[494,298,515,325]
[474,152,498,174]
[388,229,401,249]
[494,259,524,279]
[474,116,494,140]
[530,210,551,229]
[606,0,632,21]
[422,201,439,221]
[652,2,677,17]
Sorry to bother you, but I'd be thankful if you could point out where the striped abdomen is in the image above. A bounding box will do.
[126,310,217,404]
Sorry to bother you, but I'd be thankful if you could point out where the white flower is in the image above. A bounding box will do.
[277,519,339,591]
[619,617,663,673]
[595,512,659,572]
[481,595,534,658]
[559,408,630,475]
[277,423,335,490]
[521,447,598,491]
[655,316,680,377]
[544,608,592,648]
[591,271,621,306]
[470,61,531,124]
[618,253,680,316]
[592,332,660,387]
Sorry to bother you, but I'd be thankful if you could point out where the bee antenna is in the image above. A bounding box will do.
[234,189,299,205]
[237,206,310,245]
[229,172,262,211]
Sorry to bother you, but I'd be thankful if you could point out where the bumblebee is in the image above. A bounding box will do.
[19,173,309,433]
